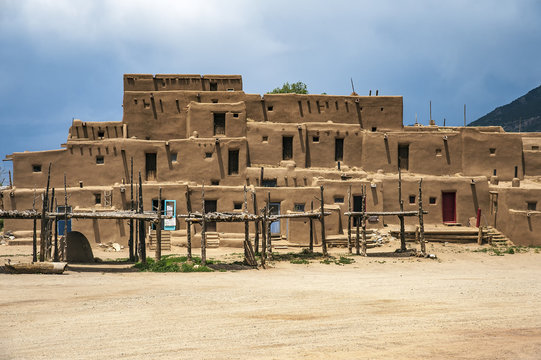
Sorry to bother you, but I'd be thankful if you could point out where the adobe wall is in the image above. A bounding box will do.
[521,135,541,176]
[69,119,125,141]
[123,74,243,92]
[186,102,247,138]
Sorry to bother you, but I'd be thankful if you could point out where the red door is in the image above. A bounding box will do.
[442,192,456,223]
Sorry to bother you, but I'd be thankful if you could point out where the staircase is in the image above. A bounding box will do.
[205,232,220,248]
[148,230,171,251]
[484,226,512,246]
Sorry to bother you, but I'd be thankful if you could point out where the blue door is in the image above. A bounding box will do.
[57,206,72,236]
[269,202,280,235]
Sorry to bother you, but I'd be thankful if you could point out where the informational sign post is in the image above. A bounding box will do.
[164,200,176,231]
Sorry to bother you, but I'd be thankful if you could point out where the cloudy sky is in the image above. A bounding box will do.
[1,0,541,178]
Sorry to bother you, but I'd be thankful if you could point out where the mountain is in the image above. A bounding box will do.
[469,84,541,132]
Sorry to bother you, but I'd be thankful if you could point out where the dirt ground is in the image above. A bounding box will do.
[1,241,541,360]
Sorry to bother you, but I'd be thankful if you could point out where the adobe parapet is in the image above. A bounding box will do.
[124,74,243,92]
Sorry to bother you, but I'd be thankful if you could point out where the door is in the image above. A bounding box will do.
[442,192,456,223]
[398,144,409,170]
[353,196,362,226]
[204,200,217,232]
[145,153,157,181]
[269,202,281,235]
[57,206,72,236]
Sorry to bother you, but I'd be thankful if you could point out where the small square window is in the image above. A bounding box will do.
[97,130,105,138]
[32,164,42,172]
[294,203,305,212]
[409,195,416,204]
[532,145,539,150]
[334,197,344,203]
[429,197,437,205]
[371,127,377,132]
[233,113,239,118]
[527,201,537,211]
[170,152,178,162]
[94,193,101,205]
[380,107,384,111]
[205,152,213,158]
[212,99,218,103]
[96,156,104,164]
[211,180,220,185]
[262,179,277,187]
[262,136,268,143]
[312,136,319,142]
[489,148,496,155]
[233,202,243,210]
[267,106,273,111]
[435,148,442,156]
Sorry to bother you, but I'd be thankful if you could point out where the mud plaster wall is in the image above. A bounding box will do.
[123,74,242,92]
[186,102,247,138]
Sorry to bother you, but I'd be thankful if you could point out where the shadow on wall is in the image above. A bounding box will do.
[66,231,94,263]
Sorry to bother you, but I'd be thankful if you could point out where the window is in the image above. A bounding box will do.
[262,179,277,187]
[335,138,344,161]
[214,113,226,135]
[312,136,319,142]
[205,152,213,158]
[267,106,273,111]
[169,152,177,163]
[228,149,239,175]
[96,156,104,164]
[282,136,293,160]
[532,145,539,150]
[334,197,344,203]
[371,127,377,132]
[145,153,157,181]
[527,202,537,211]
[294,203,305,212]
[97,130,105,138]
[409,195,416,204]
[398,144,409,170]
[211,99,218,103]
[380,107,384,111]
[262,136,268,143]
[32,164,42,172]
[211,179,220,185]
[94,193,101,205]
[209,82,217,91]
[435,148,442,156]
[233,202,243,210]
[489,148,496,155]
[233,113,239,118]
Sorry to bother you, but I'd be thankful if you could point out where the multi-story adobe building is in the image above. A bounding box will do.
[2,74,541,247]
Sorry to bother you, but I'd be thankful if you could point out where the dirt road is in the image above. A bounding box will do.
[1,243,540,359]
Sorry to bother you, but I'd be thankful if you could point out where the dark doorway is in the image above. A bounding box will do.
[145,153,157,181]
[282,136,293,160]
[269,202,281,235]
[213,113,225,135]
[442,192,456,223]
[151,199,165,230]
[353,195,362,226]
[398,144,409,170]
[228,149,239,175]
[205,200,217,232]
[335,138,344,161]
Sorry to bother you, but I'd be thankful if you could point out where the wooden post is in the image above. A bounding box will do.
[201,183,207,266]
[39,163,51,262]
[243,185,249,262]
[134,186,139,262]
[47,188,56,260]
[398,163,406,251]
[266,192,271,253]
[53,215,59,262]
[138,172,146,264]
[63,174,68,261]
[347,185,352,254]
[128,157,134,261]
[155,187,162,261]
[32,188,37,262]
[252,191,259,253]
[186,185,192,260]
[361,186,367,256]
[320,186,328,257]
[477,226,483,245]
[418,179,426,255]
[309,201,314,252]
[261,206,267,266]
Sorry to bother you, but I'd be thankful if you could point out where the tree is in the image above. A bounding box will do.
[268,81,308,94]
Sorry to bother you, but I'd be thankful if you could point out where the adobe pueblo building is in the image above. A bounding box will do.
[2,74,541,248]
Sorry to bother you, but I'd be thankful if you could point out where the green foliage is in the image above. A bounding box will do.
[337,256,355,265]
[0,218,3,232]
[268,81,309,94]
[290,258,310,264]
[134,254,214,272]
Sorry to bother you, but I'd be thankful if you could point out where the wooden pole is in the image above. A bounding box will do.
[252,191,259,253]
[243,185,249,262]
[477,226,483,245]
[355,208,360,255]
[155,187,162,261]
[53,213,59,262]
[398,163,406,251]
[134,185,139,262]
[201,183,207,266]
[361,186,367,256]
[418,179,426,255]
[266,192,271,253]
[138,172,146,263]
[128,157,134,261]
[320,186,328,257]
[261,206,267,266]
[309,200,314,252]
[63,173,68,261]
[39,163,51,262]
[47,188,55,260]
[186,185,192,260]
[32,188,37,262]
[347,185,352,254]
